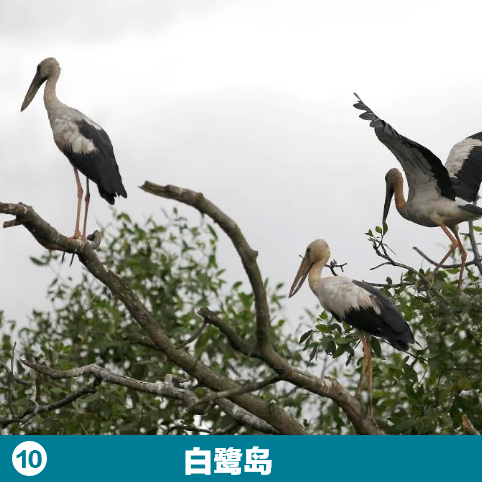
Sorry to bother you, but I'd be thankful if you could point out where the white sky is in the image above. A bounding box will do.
[1,0,482,329]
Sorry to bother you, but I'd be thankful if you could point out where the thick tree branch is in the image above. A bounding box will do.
[20,360,201,408]
[140,183,383,435]
[124,333,163,351]
[20,360,277,434]
[140,183,273,355]
[0,201,306,434]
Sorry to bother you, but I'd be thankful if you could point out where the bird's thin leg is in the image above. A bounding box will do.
[355,355,367,397]
[360,334,373,418]
[81,179,91,242]
[71,168,83,239]
[452,227,467,292]
[427,225,459,281]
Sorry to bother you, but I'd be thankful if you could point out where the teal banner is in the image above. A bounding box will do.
[1,436,480,482]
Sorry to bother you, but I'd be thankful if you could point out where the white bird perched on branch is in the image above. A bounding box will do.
[289,239,414,416]
[21,57,127,241]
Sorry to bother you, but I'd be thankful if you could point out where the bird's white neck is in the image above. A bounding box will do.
[308,260,326,294]
[43,69,62,112]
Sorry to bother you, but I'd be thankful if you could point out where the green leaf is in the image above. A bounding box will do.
[299,330,314,344]
[325,340,336,355]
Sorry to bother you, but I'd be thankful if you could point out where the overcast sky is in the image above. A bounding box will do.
[1,0,482,329]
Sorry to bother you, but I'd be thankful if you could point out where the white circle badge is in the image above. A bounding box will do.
[12,441,47,476]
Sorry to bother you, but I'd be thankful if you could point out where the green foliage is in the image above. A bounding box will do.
[2,214,482,435]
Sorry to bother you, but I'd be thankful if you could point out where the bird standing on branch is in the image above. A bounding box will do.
[354,93,482,290]
[289,239,414,417]
[21,57,127,241]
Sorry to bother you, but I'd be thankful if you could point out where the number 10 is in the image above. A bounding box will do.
[16,449,42,469]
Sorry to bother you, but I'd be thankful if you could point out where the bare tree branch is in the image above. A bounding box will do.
[8,344,16,419]
[20,360,202,409]
[124,333,163,352]
[467,220,482,276]
[214,397,278,434]
[371,240,420,277]
[0,200,306,434]
[187,374,281,412]
[177,320,208,349]
[20,360,279,434]
[1,196,381,435]
[0,362,28,385]
[140,183,273,355]
[141,182,383,435]
[412,247,476,269]
[0,379,100,429]
[198,308,261,358]
[327,259,347,276]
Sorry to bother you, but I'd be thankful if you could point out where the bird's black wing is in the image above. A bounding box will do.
[349,280,414,350]
[445,132,482,202]
[354,93,456,201]
[65,119,127,204]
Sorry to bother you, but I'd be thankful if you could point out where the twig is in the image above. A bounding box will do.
[413,247,476,269]
[86,230,102,250]
[177,320,209,349]
[366,281,413,288]
[0,379,100,429]
[462,414,480,435]
[3,219,21,228]
[468,219,482,276]
[327,259,347,276]
[0,362,28,385]
[371,240,419,276]
[8,344,16,419]
[186,374,281,412]
[197,308,261,358]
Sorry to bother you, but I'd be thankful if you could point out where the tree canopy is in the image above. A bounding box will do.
[1,184,481,435]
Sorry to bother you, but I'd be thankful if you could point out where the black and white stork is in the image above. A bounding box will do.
[289,239,414,416]
[21,57,127,240]
[354,94,482,290]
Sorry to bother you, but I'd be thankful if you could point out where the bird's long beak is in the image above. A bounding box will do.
[21,71,45,111]
[289,256,311,298]
[383,181,395,223]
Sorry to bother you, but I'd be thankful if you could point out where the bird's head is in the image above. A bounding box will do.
[383,168,403,222]
[289,239,330,297]
[21,57,61,112]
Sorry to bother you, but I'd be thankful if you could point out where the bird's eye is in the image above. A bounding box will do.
[306,248,311,255]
